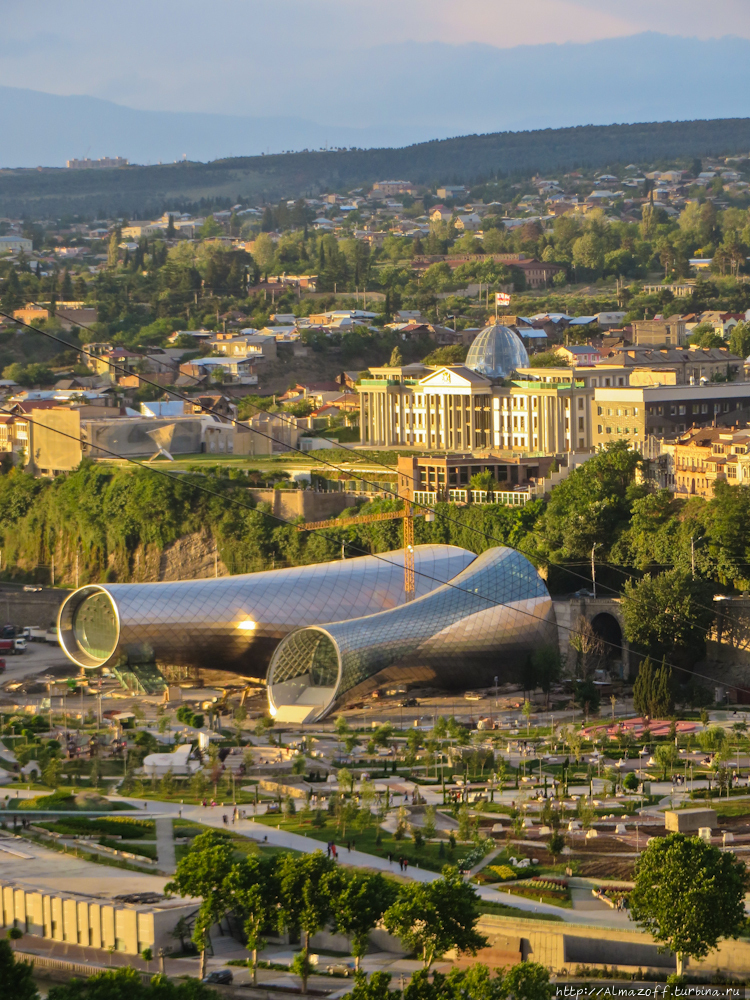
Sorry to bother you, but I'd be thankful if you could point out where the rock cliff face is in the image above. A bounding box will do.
[107,530,230,583]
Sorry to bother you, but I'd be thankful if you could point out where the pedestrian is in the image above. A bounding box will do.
[388,852,393,865]
[403,858,408,873]
[223,814,228,826]
[327,842,331,858]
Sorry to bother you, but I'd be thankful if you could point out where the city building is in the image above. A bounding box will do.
[664,426,750,497]
[397,453,556,503]
[630,315,688,346]
[1,879,194,957]
[0,236,33,253]
[66,156,129,169]
[592,381,750,447]
[267,546,556,723]
[58,545,477,677]
[603,345,744,384]
[358,355,613,454]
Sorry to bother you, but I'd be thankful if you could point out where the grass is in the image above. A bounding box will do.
[251,811,457,872]
[476,900,564,922]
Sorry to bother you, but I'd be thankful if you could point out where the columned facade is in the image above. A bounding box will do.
[359,365,595,455]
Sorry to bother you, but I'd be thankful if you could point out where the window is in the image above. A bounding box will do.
[578,397,584,410]
[578,417,584,431]
[692,404,699,414]
[605,426,612,434]
[618,378,625,386]
[598,424,603,434]
[701,403,708,414]
[617,408,622,416]
[607,408,612,416]
[670,405,677,415]
[597,406,603,415]
[679,405,686,415]
[728,466,738,478]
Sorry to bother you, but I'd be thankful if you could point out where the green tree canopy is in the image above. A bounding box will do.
[630,833,746,975]
[621,569,715,665]
[383,865,487,969]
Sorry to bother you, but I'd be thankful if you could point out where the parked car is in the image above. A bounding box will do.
[202,970,233,984]
[326,963,353,977]
[23,585,42,593]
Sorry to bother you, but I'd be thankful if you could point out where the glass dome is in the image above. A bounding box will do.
[465,323,529,378]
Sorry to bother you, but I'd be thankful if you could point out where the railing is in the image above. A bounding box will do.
[420,489,533,506]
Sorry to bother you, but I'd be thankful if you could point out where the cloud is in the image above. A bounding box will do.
[1,1,750,116]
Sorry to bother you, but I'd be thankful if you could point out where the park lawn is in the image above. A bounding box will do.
[708,801,750,817]
[251,812,458,873]
[476,900,563,922]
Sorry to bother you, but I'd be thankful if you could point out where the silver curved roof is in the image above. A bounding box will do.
[465,323,529,378]
[58,544,477,675]
[268,546,556,722]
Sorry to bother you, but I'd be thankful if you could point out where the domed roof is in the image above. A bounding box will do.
[465,323,529,379]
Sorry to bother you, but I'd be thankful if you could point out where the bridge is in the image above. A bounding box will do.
[552,595,630,678]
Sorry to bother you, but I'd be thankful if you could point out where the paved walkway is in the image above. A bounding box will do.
[156,817,176,874]
[115,797,638,926]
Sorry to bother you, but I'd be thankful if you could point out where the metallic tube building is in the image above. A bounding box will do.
[57,545,476,676]
[268,546,556,722]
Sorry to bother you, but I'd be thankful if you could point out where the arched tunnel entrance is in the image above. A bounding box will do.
[590,612,623,671]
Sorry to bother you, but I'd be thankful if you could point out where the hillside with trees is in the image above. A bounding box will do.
[4,117,750,216]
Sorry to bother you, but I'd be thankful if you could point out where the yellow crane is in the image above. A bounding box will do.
[297,502,433,600]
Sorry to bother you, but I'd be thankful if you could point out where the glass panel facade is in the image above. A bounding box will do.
[58,545,475,676]
[465,323,530,378]
[268,546,557,722]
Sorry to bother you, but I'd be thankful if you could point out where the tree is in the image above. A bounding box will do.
[383,865,487,969]
[225,855,277,986]
[547,831,565,862]
[46,966,215,998]
[350,971,395,1000]
[622,570,715,666]
[499,961,555,1000]
[531,645,562,709]
[729,321,750,361]
[277,852,336,992]
[164,831,236,978]
[633,657,674,718]
[389,346,404,367]
[521,699,533,735]
[630,833,746,975]
[470,471,496,494]
[329,872,398,971]
[0,937,37,1000]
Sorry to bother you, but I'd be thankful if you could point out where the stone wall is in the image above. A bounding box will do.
[248,489,358,522]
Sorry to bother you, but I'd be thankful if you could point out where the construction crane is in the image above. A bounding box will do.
[297,503,433,600]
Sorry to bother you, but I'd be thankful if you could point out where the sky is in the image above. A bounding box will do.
[3,0,750,117]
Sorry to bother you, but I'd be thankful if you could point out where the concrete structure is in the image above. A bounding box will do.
[23,408,236,474]
[553,596,629,677]
[1,880,195,957]
[664,808,717,833]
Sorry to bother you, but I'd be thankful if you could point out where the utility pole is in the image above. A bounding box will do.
[591,543,598,598]
[75,549,79,590]
[51,555,55,587]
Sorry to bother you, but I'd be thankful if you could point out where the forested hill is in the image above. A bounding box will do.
[4,117,750,218]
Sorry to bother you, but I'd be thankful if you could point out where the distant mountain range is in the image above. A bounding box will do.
[3,33,750,168]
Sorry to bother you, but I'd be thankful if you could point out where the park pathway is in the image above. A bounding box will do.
[155,816,176,874]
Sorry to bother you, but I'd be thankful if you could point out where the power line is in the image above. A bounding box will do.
[4,403,746,700]
[0,304,731,645]
[0,305,734,642]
